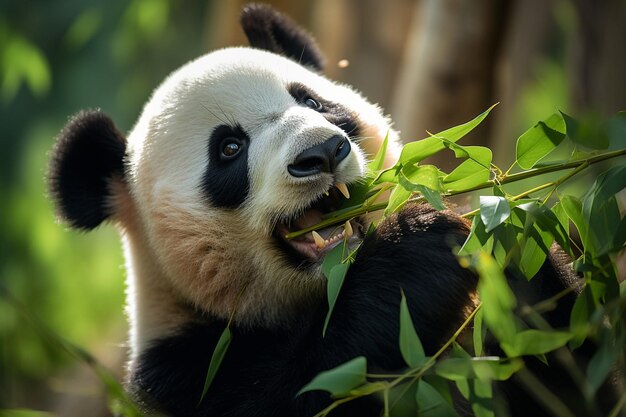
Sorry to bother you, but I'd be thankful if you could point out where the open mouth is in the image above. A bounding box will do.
[274,183,363,262]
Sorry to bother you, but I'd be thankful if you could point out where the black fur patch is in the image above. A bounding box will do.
[288,82,359,138]
[202,124,251,208]
[48,110,126,230]
[240,3,325,71]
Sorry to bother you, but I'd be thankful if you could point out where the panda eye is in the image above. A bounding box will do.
[221,138,242,158]
[304,97,323,111]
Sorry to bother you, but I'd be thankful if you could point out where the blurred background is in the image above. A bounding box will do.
[1,0,625,415]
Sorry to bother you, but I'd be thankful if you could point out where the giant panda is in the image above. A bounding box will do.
[48,4,615,417]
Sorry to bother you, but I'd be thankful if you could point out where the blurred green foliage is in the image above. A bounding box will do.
[0,0,210,410]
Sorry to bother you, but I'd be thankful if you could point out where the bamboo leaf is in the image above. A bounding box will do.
[475,252,517,345]
[435,357,523,381]
[516,112,566,169]
[480,196,511,233]
[200,327,232,402]
[367,132,389,173]
[400,104,498,165]
[416,380,459,417]
[384,183,411,216]
[323,263,350,336]
[297,356,367,397]
[502,329,572,357]
[399,291,426,368]
[398,164,443,192]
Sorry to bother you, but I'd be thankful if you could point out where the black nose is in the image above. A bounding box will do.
[287,135,351,178]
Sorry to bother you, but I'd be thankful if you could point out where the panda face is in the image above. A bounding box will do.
[115,46,399,326]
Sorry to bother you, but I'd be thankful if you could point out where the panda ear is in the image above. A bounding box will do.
[48,110,127,230]
[240,3,325,71]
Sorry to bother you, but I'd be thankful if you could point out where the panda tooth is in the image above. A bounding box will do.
[312,231,326,248]
[336,183,350,199]
[344,221,353,238]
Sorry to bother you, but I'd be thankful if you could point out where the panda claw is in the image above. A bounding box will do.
[336,183,350,199]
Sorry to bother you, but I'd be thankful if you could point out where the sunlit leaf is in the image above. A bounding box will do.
[323,263,350,336]
[384,183,411,216]
[400,104,498,165]
[367,132,389,173]
[480,196,511,233]
[399,291,426,368]
[298,356,367,397]
[416,380,459,417]
[200,327,231,402]
[398,164,443,192]
[417,184,446,211]
[516,112,566,169]
[443,147,492,191]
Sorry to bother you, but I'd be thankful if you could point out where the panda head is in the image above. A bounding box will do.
[49,4,400,332]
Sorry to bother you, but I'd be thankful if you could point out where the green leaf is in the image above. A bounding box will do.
[384,183,411,216]
[520,202,572,256]
[417,184,446,211]
[435,357,523,381]
[323,263,350,336]
[561,111,610,150]
[569,284,598,348]
[456,378,494,417]
[515,112,566,169]
[200,327,232,402]
[473,308,485,356]
[502,329,572,357]
[582,165,626,255]
[322,243,345,278]
[400,104,498,165]
[443,146,493,191]
[298,356,367,397]
[416,380,459,417]
[399,291,426,368]
[480,196,511,233]
[517,224,550,280]
[459,217,494,256]
[398,164,443,192]
[475,252,517,345]
[367,132,389,173]
[373,163,401,185]
[560,195,588,251]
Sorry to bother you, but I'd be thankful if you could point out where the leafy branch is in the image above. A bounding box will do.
[297,109,626,417]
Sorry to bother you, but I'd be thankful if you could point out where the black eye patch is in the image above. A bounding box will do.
[288,82,360,139]
[202,124,250,208]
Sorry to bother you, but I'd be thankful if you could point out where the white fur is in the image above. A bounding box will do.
[113,47,401,368]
